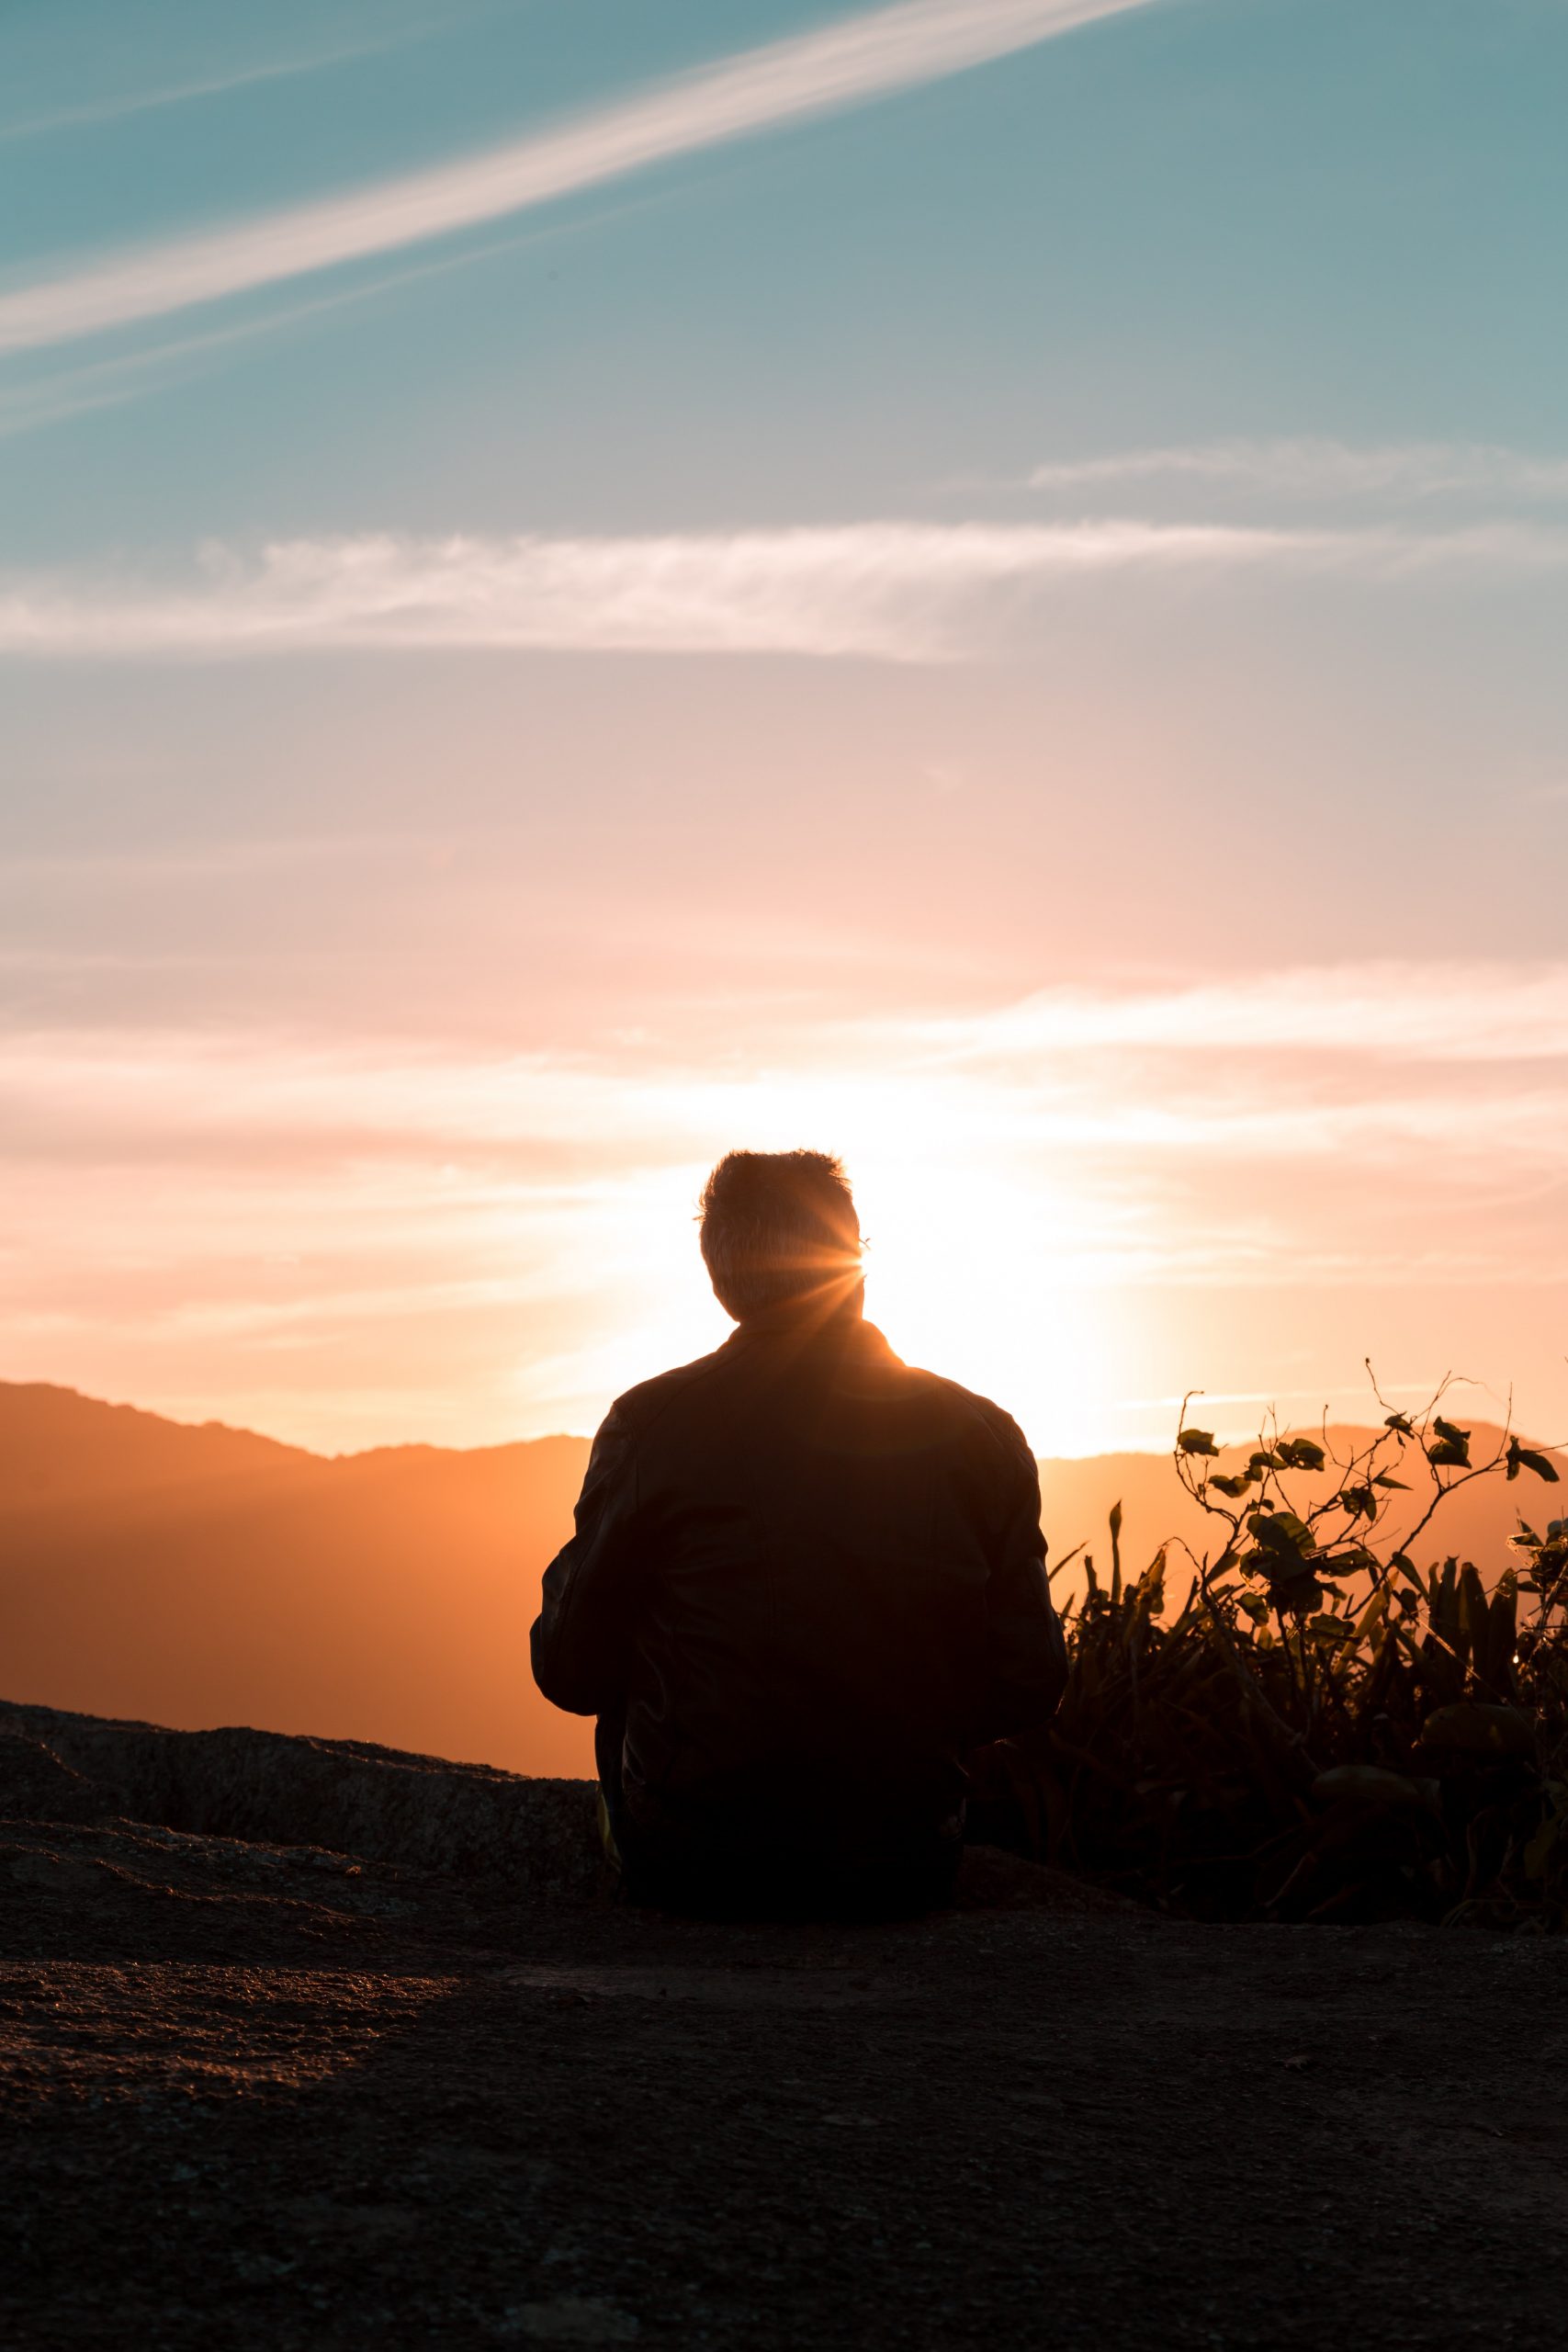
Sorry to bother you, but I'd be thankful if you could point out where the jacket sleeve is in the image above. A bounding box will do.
[975,1411,1066,1740]
[530,1404,644,1716]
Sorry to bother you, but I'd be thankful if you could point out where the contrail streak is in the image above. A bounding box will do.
[0,0,1159,354]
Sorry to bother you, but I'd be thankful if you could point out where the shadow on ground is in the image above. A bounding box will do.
[2,1698,1564,2349]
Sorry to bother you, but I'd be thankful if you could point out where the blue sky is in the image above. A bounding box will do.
[8,0,1568,547]
[3,0,1567,1455]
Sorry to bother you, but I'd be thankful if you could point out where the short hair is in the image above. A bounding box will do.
[698,1149,863,1321]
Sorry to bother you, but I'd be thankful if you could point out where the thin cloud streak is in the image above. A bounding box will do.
[0,222,567,442]
[5,519,1568,663]
[6,962,1568,1156]
[906,961,1568,1064]
[1029,437,1568,501]
[0,17,446,144]
[7,965,1567,1452]
[0,0,1157,355]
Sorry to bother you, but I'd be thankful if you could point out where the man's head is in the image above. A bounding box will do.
[698,1149,863,1324]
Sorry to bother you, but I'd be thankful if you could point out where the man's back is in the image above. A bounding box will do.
[531,1298,1065,1905]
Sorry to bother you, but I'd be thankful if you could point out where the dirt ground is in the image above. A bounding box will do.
[4,1689,1568,2352]
[5,1802,1568,2352]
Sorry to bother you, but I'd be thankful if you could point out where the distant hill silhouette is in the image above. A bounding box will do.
[0,1385,592,1774]
[2,1382,1559,1776]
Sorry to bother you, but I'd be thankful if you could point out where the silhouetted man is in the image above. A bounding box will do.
[531,1149,1065,1916]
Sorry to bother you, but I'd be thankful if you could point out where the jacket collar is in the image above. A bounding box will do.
[724,1294,897,1360]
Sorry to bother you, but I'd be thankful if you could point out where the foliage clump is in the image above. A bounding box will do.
[969,1374,1568,1928]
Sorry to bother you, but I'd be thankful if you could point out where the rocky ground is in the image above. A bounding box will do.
[3,1698,1567,2350]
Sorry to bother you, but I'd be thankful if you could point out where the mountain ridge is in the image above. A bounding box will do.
[3,1379,1560,1778]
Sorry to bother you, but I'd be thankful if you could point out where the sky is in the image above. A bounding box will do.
[3,0,1567,1459]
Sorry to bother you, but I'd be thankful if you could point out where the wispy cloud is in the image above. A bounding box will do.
[0,0,1158,356]
[6,960,1567,1451]
[0,231,520,442]
[1029,438,1568,501]
[0,17,446,145]
[5,517,1568,663]
[6,965,1567,1173]
[908,961,1568,1065]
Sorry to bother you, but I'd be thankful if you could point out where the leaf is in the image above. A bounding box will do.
[1306,1612,1358,1645]
[1372,1474,1409,1491]
[1517,1448,1561,1486]
[1420,1702,1535,1758]
[1383,1412,1415,1438]
[1248,1509,1316,1556]
[1336,1485,1376,1520]
[1355,1588,1388,1640]
[1208,1472,1254,1498]
[1276,1437,1326,1472]
[1178,1428,1219,1457]
[1427,1438,1470,1469]
[1523,1803,1568,1884]
[1312,1766,1433,1811]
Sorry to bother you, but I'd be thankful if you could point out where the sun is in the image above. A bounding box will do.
[572,1068,1123,1459]
[657,1067,1125,1455]
[811,1129,1108,1456]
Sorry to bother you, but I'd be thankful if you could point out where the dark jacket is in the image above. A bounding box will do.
[530,1304,1065,1865]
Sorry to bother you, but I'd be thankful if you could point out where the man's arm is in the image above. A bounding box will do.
[976,1412,1066,1740]
[530,1404,643,1716]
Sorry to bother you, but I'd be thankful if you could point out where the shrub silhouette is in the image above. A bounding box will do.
[967,1371,1567,1927]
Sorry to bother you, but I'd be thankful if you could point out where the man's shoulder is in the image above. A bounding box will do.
[604,1343,733,1438]
[899,1362,1034,1466]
